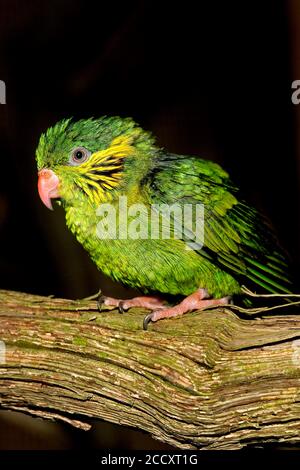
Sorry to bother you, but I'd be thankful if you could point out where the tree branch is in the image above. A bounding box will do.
[1,289,300,449]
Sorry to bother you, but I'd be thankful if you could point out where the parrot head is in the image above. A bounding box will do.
[36,116,156,209]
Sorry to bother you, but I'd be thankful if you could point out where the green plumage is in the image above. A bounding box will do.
[36,116,292,301]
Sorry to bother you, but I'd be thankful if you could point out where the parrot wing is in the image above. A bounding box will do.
[145,152,292,294]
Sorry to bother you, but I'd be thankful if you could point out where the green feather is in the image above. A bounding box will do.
[35,117,293,301]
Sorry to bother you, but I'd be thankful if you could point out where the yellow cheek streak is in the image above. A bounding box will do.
[89,134,136,163]
[69,133,136,204]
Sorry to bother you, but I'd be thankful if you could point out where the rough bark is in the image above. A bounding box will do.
[0,289,300,449]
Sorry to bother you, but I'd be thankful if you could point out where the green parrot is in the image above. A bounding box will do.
[36,116,292,328]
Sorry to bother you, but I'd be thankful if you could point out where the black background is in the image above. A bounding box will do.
[0,0,298,450]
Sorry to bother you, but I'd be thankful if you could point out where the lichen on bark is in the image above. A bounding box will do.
[1,289,300,449]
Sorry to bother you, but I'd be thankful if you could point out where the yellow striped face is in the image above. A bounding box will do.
[57,134,135,205]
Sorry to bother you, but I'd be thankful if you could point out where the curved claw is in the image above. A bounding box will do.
[118,301,125,314]
[143,313,153,331]
[97,295,106,312]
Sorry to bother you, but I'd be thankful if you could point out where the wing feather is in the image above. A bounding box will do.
[145,152,292,294]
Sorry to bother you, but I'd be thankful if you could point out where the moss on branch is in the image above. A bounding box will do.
[1,289,300,449]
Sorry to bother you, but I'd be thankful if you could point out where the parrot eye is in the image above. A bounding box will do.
[69,147,91,165]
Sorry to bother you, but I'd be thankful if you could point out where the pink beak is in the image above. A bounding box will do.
[38,169,60,210]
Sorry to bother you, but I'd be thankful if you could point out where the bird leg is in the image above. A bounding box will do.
[143,288,231,330]
[98,294,167,314]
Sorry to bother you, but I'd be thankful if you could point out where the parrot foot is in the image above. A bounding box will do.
[98,295,166,314]
[143,289,231,330]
